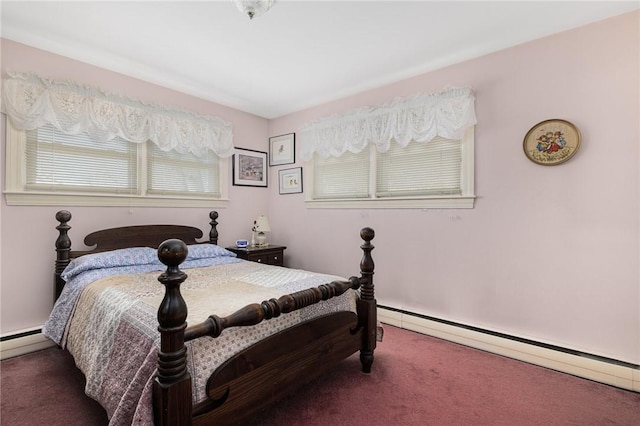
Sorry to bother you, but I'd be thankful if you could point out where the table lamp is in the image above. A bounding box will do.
[253,215,271,246]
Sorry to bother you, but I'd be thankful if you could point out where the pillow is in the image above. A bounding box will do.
[62,246,159,281]
[186,244,236,260]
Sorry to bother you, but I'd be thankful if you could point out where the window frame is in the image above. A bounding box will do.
[304,127,475,209]
[4,122,230,208]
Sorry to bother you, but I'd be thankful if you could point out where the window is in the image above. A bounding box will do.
[147,143,221,198]
[312,150,370,200]
[376,137,462,197]
[305,127,475,209]
[5,122,229,207]
[25,124,138,194]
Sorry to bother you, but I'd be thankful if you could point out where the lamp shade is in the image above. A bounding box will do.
[254,215,271,232]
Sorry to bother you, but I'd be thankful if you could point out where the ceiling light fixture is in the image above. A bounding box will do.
[234,0,276,20]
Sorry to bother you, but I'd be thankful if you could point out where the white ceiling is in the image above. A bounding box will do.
[1,1,638,119]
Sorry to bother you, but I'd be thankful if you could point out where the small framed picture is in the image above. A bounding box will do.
[233,148,268,187]
[279,167,303,194]
[269,133,295,166]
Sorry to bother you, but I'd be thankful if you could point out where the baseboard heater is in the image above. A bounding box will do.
[378,305,639,393]
[3,312,639,393]
[0,327,56,360]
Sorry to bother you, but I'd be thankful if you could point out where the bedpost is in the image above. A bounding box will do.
[357,227,376,373]
[209,211,219,245]
[54,210,72,301]
[154,239,192,426]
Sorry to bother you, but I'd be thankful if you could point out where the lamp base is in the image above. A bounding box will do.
[256,232,268,246]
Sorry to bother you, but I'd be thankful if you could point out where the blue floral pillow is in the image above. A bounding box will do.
[186,244,236,260]
[61,247,160,281]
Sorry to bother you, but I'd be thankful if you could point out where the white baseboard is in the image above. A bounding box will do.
[378,307,639,393]
[0,330,56,360]
[3,313,639,393]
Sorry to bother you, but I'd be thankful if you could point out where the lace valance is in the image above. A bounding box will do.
[299,86,476,160]
[1,72,234,158]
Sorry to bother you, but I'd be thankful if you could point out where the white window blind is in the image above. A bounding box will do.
[147,143,220,197]
[26,124,137,194]
[313,150,370,199]
[376,137,462,198]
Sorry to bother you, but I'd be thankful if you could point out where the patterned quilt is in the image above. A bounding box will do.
[43,246,355,425]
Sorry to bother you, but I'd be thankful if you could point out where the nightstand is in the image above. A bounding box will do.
[226,245,287,266]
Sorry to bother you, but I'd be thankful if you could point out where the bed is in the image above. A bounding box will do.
[47,210,377,425]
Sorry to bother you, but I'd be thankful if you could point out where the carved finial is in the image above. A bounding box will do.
[360,227,374,243]
[157,239,188,268]
[55,211,72,251]
[54,210,73,301]
[156,239,189,334]
[55,210,72,223]
[359,227,375,298]
[155,237,192,425]
[209,211,219,244]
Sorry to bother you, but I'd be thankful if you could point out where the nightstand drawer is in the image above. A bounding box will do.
[226,245,286,267]
[247,250,284,266]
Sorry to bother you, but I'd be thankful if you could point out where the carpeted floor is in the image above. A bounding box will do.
[1,342,108,425]
[2,325,639,425]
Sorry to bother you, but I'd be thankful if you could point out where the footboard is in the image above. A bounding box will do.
[153,228,376,426]
[193,312,361,424]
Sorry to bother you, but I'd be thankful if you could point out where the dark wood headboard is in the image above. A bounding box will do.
[53,210,220,300]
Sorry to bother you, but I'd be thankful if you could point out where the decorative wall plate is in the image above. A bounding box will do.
[523,119,581,166]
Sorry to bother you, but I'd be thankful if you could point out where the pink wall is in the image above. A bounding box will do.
[1,11,638,364]
[268,11,640,363]
[0,40,271,333]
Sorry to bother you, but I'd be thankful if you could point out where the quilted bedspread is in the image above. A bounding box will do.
[46,259,355,425]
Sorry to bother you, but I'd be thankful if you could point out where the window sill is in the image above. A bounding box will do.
[304,195,475,209]
[4,191,229,208]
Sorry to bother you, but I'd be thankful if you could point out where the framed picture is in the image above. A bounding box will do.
[233,148,268,187]
[278,167,303,194]
[269,133,295,166]
[523,119,581,166]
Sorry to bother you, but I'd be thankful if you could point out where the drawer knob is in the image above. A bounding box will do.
[257,259,262,262]
[274,256,278,260]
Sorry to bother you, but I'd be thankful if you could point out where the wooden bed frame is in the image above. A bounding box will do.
[54,210,377,425]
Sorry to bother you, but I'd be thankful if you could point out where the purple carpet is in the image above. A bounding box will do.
[2,325,639,425]
[1,343,108,425]
[257,326,640,425]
